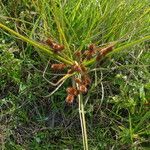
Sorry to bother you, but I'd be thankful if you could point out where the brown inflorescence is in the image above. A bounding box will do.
[83,44,96,60]
[66,87,78,96]
[100,45,113,56]
[83,50,93,60]
[45,38,64,53]
[51,63,66,70]
[88,44,95,51]
[66,94,74,104]
[45,38,53,47]
[96,45,114,61]
[75,78,83,85]
[66,87,78,103]
[49,41,114,104]
[79,85,87,93]
[74,51,82,62]
[82,75,91,86]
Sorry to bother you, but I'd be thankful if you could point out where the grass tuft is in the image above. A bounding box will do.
[0,0,150,149]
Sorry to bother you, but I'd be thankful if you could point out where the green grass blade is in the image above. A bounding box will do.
[0,22,73,65]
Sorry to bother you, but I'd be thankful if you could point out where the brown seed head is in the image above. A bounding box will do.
[51,63,66,70]
[74,51,82,57]
[45,38,64,53]
[66,94,74,104]
[52,44,64,53]
[88,44,95,51]
[74,51,82,62]
[66,87,78,96]
[75,78,82,85]
[79,85,87,93]
[100,45,113,56]
[45,38,54,47]
[82,75,91,86]
[83,50,94,60]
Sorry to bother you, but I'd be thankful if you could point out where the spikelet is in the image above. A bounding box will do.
[100,45,113,56]
[88,44,95,52]
[51,63,66,70]
[45,38,64,53]
[79,85,87,93]
[96,45,114,61]
[74,50,82,62]
[45,38,53,47]
[82,75,91,86]
[83,50,93,60]
[66,94,74,104]
[74,51,82,57]
[52,44,64,53]
[75,78,82,85]
[66,87,78,96]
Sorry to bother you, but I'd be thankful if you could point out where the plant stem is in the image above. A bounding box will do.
[0,23,73,65]
[77,75,89,150]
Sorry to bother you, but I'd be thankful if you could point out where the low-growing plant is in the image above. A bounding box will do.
[0,0,150,149]
[1,22,149,150]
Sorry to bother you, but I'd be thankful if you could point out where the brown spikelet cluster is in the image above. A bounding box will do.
[65,75,91,103]
[45,38,64,53]
[74,43,114,62]
[51,63,66,70]
[66,87,78,103]
[65,61,91,103]
[96,45,114,61]
[83,44,96,60]
[50,62,91,104]
[74,51,82,62]
[45,39,114,104]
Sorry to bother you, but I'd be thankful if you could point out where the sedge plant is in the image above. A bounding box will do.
[0,0,150,149]
[0,22,149,150]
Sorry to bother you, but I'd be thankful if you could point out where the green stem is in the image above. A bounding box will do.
[0,23,73,65]
[78,93,86,150]
[80,96,89,150]
[77,75,89,150]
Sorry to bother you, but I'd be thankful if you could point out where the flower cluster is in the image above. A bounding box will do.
[45,38,114,103]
